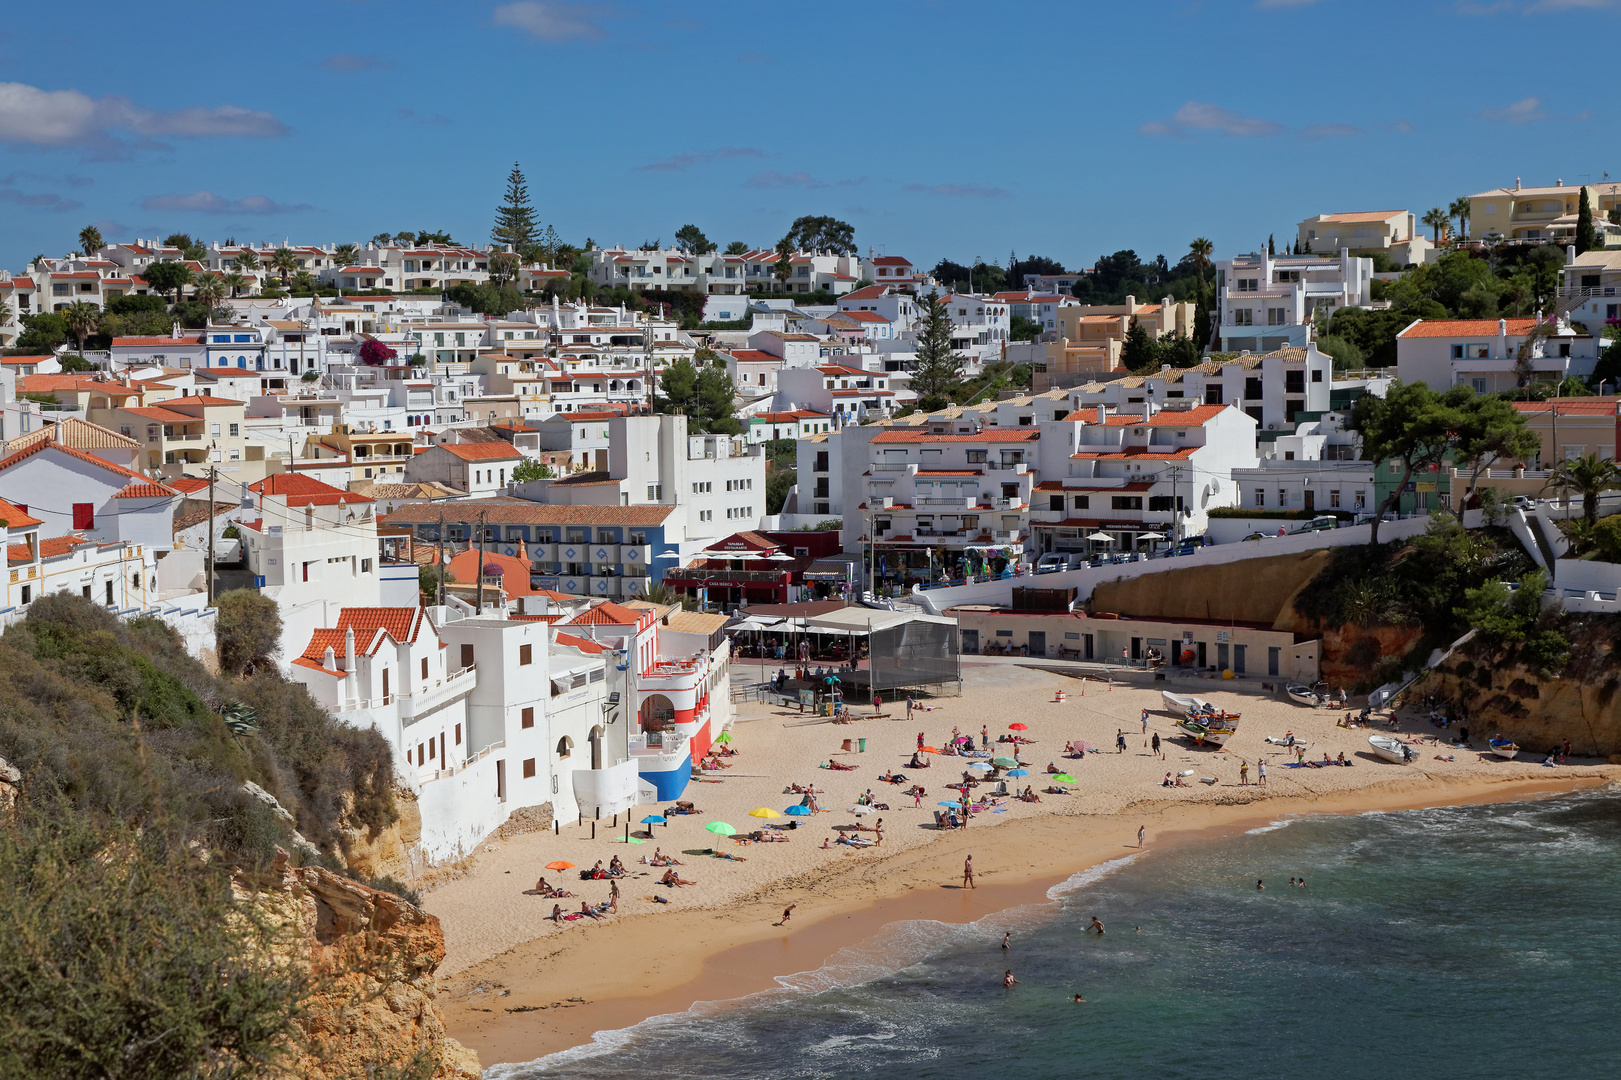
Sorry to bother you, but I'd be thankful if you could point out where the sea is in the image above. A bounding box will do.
[488,787,1621,1080]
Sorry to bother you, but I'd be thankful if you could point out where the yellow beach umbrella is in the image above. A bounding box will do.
[748,807,781,819]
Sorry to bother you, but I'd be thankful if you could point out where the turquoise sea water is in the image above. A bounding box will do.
[489,788,1621,1080]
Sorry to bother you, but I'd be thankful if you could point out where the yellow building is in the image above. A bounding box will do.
[1038,296,1197,388]
[1470,180,1621,245]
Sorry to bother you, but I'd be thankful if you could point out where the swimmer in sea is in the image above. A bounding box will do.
[1002,932,1011,950]
[1003,970,1019,988]
[1073,993,1086,1003]
[1088,916,1105,935]
[1257,879,1265,891]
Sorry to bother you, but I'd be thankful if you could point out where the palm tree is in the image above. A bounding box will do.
[291,270,317,294]
[61,301,99,350]
[1422,207,1449,245]
[333,243,359,266]
[221,270,248,298]
[269,247,299,284]
[1551,453,1620,524]
[234,249,260,272]
[77,225,103,257]
[1449,197,1471,242]
[192,276,226,316]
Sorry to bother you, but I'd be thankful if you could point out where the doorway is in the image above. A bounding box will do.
[1028,631,1046,657]
[1304,489,1315,512]
[496,759,507,801]
[1233,644,1247,674]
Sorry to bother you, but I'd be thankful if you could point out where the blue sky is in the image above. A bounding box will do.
[1,0,1617,274]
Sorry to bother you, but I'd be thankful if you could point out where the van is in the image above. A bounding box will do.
[1289,515,1339,535]
[1036,553,1073,574]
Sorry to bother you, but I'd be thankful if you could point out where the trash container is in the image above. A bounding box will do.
[858,738,867,753]
[841,738,853,752]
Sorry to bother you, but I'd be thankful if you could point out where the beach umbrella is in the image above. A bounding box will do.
[1053,773,1076,783]
[716,732,734,744]
[748,807,781,819]
[1008,722,1029,731]
[921,746,941,754]
[641,816,667,830]
[1086,532,1115,543]
[1008,768,1030,778]
[618,836,646,844]
[784,804,811,816]
[992,756,1018,768]
[1073,740,1096,753]
[938,801,962,808]
[966,761,992,771]
[1139,532,1166,541]
[545,861,575,871]
[705,821,737,836]
[848,805,874,816]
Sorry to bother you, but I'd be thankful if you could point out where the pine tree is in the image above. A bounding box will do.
[909,292,964,407]
[1576,188,1597,255]
[1122,317,1158,372]
[492,163,539,258]
[1267,234,1275,256]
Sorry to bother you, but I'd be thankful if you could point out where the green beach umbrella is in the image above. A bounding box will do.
[705,821,737,837]
[1053,773,1076,783]
[992,756,1019,768]
[716,732,734,744]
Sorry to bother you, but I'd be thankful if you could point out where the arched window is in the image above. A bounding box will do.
[588,724,604,770]
[556,735,574,759]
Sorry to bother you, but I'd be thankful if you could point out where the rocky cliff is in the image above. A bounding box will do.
[241,851,480,1080]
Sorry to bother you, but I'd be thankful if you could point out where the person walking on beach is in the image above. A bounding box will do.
[963,855,977,889]
[1151,732,1162,760]
[1138,825,1146,849]
[918,731,926,751]
[1116,729,1126,754]
[907,696,915,722]
[609,879,620,913]
[1240,760,1249,786]
[1141,709,1149,735]
[1257,759,1267,786]
[981,724,990,750]
[778,904,796,926]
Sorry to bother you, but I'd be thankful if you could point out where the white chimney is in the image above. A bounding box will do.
[1555,179,1563,187]
[344,625,355,672]
[1096,405,1107,424]
[323,645,336,671]
[1515,177,1522,190]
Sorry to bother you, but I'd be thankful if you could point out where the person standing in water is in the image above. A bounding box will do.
[1003,970,1019,988]
[963,854,976,889]
[1138,825,1146,849]
[1001,932,1011,950]
[1088,916,1105,935]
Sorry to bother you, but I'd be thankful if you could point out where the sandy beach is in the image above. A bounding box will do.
[422,660,1620,1067]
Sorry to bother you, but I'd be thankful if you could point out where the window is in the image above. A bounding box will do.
[556,736,572,759]
[421,657,429,680]
[1311,369,1323,383]
[228,422,240,437]
[455,722,462,745]
[1278,488,1288,506]
[1354,490,1366,509]
[72,503,94,530]
[1285,370,1305,394]
[1111,496,1142,511]
[1049,495,1064,511]
[647,484,662,500]
[460,643,474,669]
[521,706,534,728]
[1204,386,1224,405]
[522,758,536,778]
[1330,490,1341,508]
[1254,488,1265,507]
[1231,309,1254,326]
[361,558,372,573]
[1148,496,1180,512]
[1267,308,1287,326]
[519,643,533,666]
[1073,495,1090,510]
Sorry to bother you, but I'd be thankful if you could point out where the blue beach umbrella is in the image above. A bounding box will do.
[966,761,992,771]
[1007,768,1030,778]
[642,815,667,828]
[784,804,812,816]
[938,801,961,808]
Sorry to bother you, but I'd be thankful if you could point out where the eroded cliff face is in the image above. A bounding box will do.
[241,851,480,1080]
[341,791,422,880]
[1428,661,1621,761]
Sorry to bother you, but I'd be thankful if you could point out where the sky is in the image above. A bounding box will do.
[2,0,1619,275]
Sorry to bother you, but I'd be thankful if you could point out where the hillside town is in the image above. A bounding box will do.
[2,174,1620,874]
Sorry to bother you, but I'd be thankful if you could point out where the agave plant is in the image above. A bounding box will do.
[220,700,259,739]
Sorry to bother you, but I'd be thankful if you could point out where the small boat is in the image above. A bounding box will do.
[1487,737,1519,760]
[1161,690,1210,716]
[1177,712,1241,747]
[1285,683,1321,707]
[1368,735,1417,765]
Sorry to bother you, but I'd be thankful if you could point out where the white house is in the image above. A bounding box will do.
[1216,248,1373,353]
[0,439,180,552]
[407,441,526,496]
[1395,317,1597,394]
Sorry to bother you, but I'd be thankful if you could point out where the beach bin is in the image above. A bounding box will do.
[859,738,867,753]
[842,738,853,752]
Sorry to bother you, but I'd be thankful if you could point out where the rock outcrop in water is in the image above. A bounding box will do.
[241,850,481,1079]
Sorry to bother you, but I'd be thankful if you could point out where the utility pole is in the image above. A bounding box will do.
[436,511,446,606]
[206,460,217,605]
[475,511,487,613]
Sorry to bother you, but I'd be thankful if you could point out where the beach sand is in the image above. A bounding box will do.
[423,660,1620,1067]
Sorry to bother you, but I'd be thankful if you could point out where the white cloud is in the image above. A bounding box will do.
[1482,96,1545,122]
[0,81,287,151]
[1140,101,1286,137]
[492,2,611,42]
[140,191,311,215]
[902,183,1009,199]
[637,147,765,172]
[0,186,82,212]
[1299,122,1365,140]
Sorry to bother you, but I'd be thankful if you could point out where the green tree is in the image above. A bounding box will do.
[1122,316,1157,372]
[909,291,964,407]
[674,224,715,255]
[1314,334,1365,371]
[269,248,299,284]
[192,275,227,315]
[766,468,794,514]
[724,240,749,255]
[332,242,359,267]
[141,260,193,303]
[163,233,207,260]
[1576,187,1598,255]
[77,224,103,256]
[1349,380,1467,544]
[15,312,69,351]
[1551,452,1620,524]
[1422,207,1449,244]
[1267,233,1275,256]
[1456,568,1546,645]
[511,458,554,483]
[772,239,793,290]
[1009,315,1041,342]
[1158,333,1202,369]
[1451,390,1541,506]
[59,354,96,372]
[221,270,248,298]
[492,163,539,259]
[61,301,99,350]
[488,250,520,288]
[1449,196,1471,241]
[657,357,698,414]
[783,215,855,255]
[215,589,283,677]
[233,249,260,272]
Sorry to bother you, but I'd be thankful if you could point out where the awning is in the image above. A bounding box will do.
[803,556,859,580]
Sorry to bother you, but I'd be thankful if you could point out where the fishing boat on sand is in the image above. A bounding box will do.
[1161,690,1210,716]
[1487,737,1520,760]
[1285,683,1322,707]
[1177,709,1241,747]
[1368,735,1418,764]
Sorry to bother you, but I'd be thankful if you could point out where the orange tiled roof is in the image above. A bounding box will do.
[0,440,177,492]
[1397,318,1540,338]
[0,497,42,528]
[562,601,646,627]
[250,472,375,506]
[555,632,607,654]
[436,442,525,462]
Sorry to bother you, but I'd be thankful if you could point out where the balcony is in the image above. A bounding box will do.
[872,462,911,473]
[399,664,477,722]
[588,543,620,564]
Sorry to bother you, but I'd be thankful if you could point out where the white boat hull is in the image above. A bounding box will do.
[1285,685,1320,707]
[1368,735,1415,765]
[1488,742,1519,760]
[1161,691,1210,715]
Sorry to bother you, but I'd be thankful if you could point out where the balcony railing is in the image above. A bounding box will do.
[1560,285,1618,298]
[872,462,911,472]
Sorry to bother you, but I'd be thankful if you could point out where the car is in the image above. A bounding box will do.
[1288,515,1339,535]
[1241,531,1268,542]
[1506,495,1536,511]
